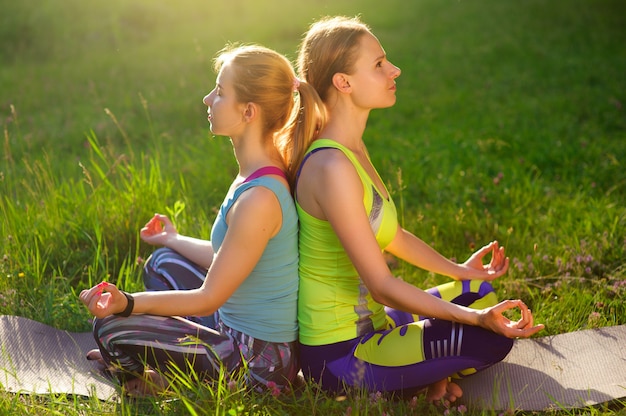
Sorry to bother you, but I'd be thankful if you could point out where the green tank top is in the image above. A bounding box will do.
[296,139,398,346]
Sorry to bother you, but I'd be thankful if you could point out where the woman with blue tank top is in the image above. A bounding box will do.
[78,44,324,396]
[294,16,544,403]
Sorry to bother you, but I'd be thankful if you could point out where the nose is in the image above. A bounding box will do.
[203,90,214,106]
[390,63,401,79]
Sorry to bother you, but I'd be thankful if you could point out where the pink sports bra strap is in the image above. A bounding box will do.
[243,166,287,183]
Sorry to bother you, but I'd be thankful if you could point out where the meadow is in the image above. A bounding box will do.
[1,0,625,414]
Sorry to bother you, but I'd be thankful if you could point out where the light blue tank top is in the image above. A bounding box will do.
[210,176,299,343]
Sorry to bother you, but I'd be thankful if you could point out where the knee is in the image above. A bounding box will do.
[92,316,105,336]
[92,315,117,335]
[143,247,174,271]
[142,247,176,290]
[490,332,514,362]
[92,315,115,347]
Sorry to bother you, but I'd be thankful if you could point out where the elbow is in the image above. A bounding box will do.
[195,305,217,317]
[195,296,219,317]
[191,289,219,317]
[368,282,392,306]
[370,291,388,305]
[366,273,406,307]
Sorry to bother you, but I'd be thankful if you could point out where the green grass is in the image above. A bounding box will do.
[1,0,625,414]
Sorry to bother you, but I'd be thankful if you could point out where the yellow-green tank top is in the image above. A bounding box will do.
[296,139,398,346]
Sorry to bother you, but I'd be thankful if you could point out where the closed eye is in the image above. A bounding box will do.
[374,54,386,68]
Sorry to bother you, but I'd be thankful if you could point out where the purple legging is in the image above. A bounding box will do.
[299,280,514,393]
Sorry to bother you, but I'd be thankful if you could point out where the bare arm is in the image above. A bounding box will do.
[299,151,542,338]
[386,228,509,281]
[81,187,282,318]
[140,213,215,269]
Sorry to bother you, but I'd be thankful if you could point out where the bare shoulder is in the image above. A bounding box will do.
[306,146,349,168]
[297,146,365,221]
[301,147,359,188]
[231,185,281,218]
[225,186,283,238]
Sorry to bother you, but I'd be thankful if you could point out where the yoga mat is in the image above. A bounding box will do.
[457,324,626,411]
[0,315,117,400]
[1,315,624,411]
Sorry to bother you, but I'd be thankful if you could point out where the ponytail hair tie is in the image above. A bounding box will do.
[293,77,301,92]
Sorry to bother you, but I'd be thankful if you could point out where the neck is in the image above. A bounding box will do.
[231,133,283,178]
[319,96,370,151]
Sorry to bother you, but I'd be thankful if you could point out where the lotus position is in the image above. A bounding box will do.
[293,16,544,403]
[80,44,323,396]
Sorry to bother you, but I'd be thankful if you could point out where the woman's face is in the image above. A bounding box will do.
[346,32,401,110]
[203,62,247,137]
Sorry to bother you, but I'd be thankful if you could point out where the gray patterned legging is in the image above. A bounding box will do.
[92,248,299,390]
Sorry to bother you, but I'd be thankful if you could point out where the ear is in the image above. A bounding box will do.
[242,102,258,122]
[331,73,352,93]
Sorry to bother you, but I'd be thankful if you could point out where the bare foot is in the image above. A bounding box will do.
[124,369,168,397]
[85,349,105,366]
[425,378,463,404]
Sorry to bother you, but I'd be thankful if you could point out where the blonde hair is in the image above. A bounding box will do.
[214,44,325,189]
[297,16,371,102]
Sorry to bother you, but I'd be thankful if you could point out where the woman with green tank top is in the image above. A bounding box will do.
[294,16,544,403]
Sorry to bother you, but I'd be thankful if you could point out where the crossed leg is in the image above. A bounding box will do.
[425,378,463,403]
[86,348,168,396]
